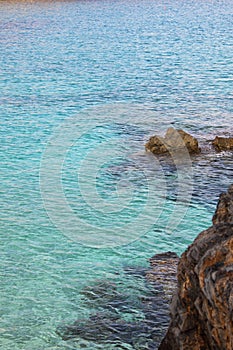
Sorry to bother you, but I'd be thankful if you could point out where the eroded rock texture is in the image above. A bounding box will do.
[145,127,200,155]
[213,185,233,225]
[159,185,233,350]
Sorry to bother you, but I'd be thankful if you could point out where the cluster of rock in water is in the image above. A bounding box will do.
[145,127,233,155]
[56,128,233,349]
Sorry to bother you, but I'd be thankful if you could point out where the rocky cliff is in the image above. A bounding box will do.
[159,185,233,350]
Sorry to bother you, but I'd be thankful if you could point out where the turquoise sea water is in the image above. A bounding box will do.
[1,0,233,349]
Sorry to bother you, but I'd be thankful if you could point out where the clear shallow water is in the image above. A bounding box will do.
[0,0,233,349]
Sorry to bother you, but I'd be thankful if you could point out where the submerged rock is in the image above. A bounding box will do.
[147,252,179,300]
[80,279,141,312]
[145,127,200,156]
[57,313,121,341]
[123,266,148,278]
[57,254,179,348]
[148,253,179,298]
[143,252,179,346]
[81,280,119,303]
[56,182,233,349]
[159,185,233,350]
[57,311,154,347]
[212,136,233,152]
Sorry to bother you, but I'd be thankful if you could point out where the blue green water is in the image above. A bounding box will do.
[1,0,233,349]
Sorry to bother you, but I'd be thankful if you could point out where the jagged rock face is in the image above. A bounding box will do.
[213,184,233,225]
[159,185,233,350]
[212,136,233,151]
[145,127,200,155]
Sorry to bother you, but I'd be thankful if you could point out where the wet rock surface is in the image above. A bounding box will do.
[159,185,233,350]
[212,136,233,152]
[213,184,233,225]
[57,253,179,349]
[145,127,200,155]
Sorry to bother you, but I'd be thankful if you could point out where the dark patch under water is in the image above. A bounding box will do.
[57,253,179,349]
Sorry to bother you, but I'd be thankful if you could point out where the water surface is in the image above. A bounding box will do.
[0,0,233,349]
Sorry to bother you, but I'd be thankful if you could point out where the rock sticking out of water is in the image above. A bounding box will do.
[145,127,201,155]
[146,129,233,157]
[213,185,233,225]
[212,136,233,152]
[159,184,233,350]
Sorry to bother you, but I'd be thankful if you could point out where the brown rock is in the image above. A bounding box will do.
[145,135,168,155]
[158,185,233,350]
[213,184,233,225]
[212,136,233,152]
[145,127,201,155]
